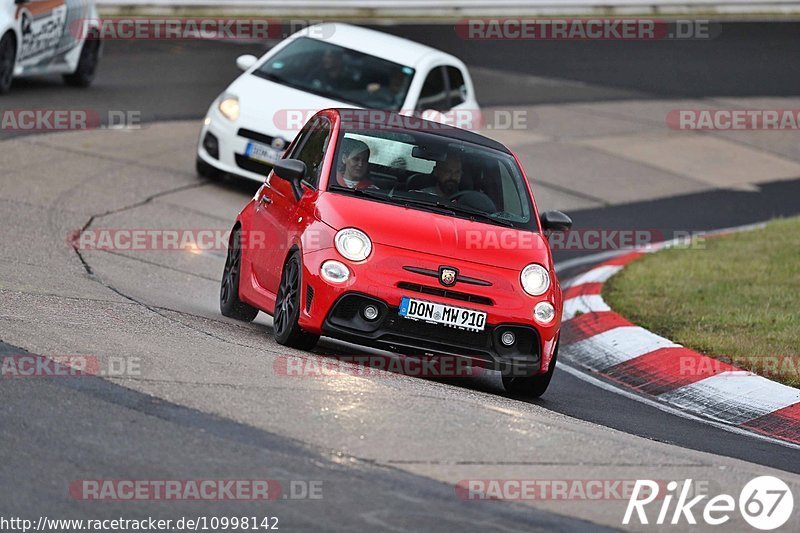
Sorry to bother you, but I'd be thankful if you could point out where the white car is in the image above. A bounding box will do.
[197,22,480,182]
[0,0,101,94]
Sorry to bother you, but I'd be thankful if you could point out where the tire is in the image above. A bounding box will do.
[0,33,16,95]
[63,32,100,87]
[502,342,558,398]
[273,251,319,350]
[220,227,259,322]
[196,156,222,180]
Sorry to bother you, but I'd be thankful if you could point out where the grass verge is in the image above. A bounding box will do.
[604,217,800,388]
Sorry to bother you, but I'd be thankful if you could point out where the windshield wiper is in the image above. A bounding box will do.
[331,188,515,227]
[399,196,515,227]
[256,71,363,107]
[445,204,516,228]
[255,71,288,85]
[334,188,458,216]
[390,195,460,216]
[330,186,394,203]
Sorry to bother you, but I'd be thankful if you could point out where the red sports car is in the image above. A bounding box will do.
[220,109,572,396]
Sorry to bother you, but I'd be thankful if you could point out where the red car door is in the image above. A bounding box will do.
[250,118,332,299]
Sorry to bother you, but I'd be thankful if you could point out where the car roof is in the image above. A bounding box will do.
[302,23,456,68]
[332,109,512,154]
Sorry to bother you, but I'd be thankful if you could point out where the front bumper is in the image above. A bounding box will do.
[322,292,544,374]
[298,244,561,375]
[196,107,290,183]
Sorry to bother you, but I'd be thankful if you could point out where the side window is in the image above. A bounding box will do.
[446,66,467,107]
[499,163,521,216]
[293,119,331,188]
[286,123,312,159]
[416,67,449,112]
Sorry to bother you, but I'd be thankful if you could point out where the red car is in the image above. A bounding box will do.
[220,109,572,396]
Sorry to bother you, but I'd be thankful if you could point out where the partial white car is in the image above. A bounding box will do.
[0,0,101,94]
[196,22,480,182]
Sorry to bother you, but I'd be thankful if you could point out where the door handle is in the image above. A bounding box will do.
[259,195,272,206]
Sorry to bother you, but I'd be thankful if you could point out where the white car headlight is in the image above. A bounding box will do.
[520,263,550,296]
[218,95,240,121]
[335,228,372,262]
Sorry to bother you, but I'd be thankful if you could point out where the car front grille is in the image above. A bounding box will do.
[234,153,272,175]
[237,128,284,146]
[397,282,494,306]
[383,314,491,350]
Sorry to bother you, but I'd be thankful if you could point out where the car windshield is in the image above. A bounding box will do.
[327,126,537,231]
[252,37,414,111]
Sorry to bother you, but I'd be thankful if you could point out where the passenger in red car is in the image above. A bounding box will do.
[335,138,377,189]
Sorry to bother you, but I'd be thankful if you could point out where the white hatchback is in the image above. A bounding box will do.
[0,0,101,94]
[196,22,480,182]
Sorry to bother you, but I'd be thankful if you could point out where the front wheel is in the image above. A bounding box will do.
[63,33,100,87]
[273,251,319,350]
[502,342,558,398]
[0,33,16,95]
[220,227,259,322]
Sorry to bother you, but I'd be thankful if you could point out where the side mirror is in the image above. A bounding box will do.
[540,210,573,232]
[272,159,306,200]
[236,54,258,72]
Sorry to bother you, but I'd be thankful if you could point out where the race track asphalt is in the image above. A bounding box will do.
[1,22,799,530]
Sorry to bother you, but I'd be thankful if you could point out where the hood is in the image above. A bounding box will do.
[228,75,358,143]
[316,192,552,271]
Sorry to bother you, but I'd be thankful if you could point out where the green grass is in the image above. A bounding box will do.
[604,217,800,388]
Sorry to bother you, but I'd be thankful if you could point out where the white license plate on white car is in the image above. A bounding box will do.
[245,141,281,165]
[399,297,487,332]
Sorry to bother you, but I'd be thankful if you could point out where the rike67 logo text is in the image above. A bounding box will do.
[624,477,794,530]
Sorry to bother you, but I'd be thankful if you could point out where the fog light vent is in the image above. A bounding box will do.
[363,305,379,321]
[500,331,516,346]
[203,132,220,159]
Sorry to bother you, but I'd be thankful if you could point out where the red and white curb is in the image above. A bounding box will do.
[558,240,800,447]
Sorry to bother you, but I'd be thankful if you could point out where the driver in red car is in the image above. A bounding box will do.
[420,151,463,198]
[335,138,377,190]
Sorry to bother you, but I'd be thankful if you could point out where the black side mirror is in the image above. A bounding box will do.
[273,159,306,200]
[540,210,573,232]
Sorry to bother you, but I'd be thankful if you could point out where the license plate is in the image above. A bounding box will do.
[245,141,281,165]
[399,297,487,332]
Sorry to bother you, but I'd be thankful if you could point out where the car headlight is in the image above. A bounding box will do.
[320,260,350,283]
[218,95,240,121]
[520,263,550,296]
[534,301,556,324]
[334,228,372,262]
